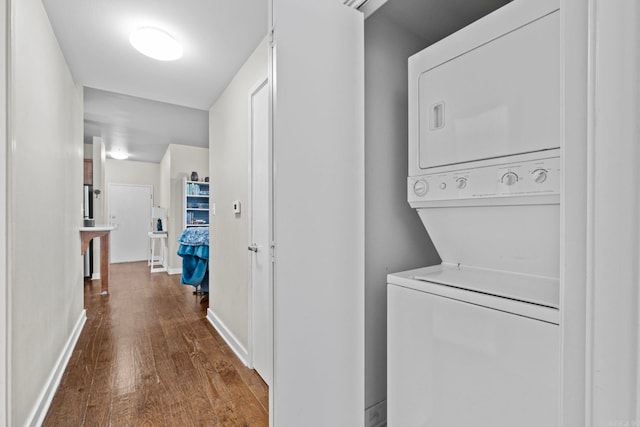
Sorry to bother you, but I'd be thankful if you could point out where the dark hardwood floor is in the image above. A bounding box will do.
[43,262,268,427]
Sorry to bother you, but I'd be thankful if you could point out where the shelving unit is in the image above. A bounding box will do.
[183,177,210,229]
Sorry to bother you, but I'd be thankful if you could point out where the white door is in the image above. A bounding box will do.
[270,0,365,425]
[249,78,272,386]
[109,184,152,263]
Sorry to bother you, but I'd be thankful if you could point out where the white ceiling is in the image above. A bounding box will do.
[41,0,510,164]
[83,88,209,163]
[41,0,268,162]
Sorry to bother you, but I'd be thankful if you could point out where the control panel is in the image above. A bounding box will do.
[408,155,560,203]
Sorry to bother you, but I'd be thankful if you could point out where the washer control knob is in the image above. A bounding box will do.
[456,178,467,190]
[502,172,518,186]
[532,169,548,183]
[439,182,447,190]
[413,179,429,197]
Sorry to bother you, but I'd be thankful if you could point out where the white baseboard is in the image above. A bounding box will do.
[27,309,86,427]
[206,308,249,366]
[167,267,181,275]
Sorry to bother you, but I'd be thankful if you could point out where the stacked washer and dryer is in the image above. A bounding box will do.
[387,1,561,426]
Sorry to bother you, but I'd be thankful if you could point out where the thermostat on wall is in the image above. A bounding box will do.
[232,200,241,214]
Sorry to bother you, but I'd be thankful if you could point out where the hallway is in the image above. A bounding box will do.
[43,262,268,426]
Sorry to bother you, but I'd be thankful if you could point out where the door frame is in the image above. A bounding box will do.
[561,1,640,425]
[247,75,272,383]
[1,0,8,424]
[107,183,153,263]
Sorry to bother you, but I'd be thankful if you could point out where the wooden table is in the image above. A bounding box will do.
[80,225,116,295]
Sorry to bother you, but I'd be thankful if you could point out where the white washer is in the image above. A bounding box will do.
[388,266,559,427]
[388,0,561,425]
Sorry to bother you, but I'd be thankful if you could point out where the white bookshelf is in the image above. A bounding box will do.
[183,177,210,229]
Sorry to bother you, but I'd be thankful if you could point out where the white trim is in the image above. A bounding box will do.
[267,7,275,424]
[0,0,8,424]
[0,145,6,427]
[24,310,86,427]
[559,1,590,426]
[584,0,597,424]
[2,1,12,424]
[206,308,249,366]
[588,2,640,424]
[247,75,270,375]
[167,267,181,275]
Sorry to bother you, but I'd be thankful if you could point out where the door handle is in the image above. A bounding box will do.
[248,244,258,253]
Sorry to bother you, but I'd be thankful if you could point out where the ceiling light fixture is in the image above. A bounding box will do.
[129,27,183,61]
[110,149,129,160]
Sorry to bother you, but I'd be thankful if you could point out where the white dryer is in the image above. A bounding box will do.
[388,0,561,425]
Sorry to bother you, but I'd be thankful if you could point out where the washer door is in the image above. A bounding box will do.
[387,284,559,427]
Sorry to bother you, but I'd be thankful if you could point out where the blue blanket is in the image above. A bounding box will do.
[177,228,209,293]
[178,227,209,246]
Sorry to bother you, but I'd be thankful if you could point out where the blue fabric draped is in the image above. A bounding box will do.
[177,228,209,293]
[178,227,209,246]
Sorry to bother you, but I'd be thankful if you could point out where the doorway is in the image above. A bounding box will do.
[108,183,153,263]
[248,77,272,386]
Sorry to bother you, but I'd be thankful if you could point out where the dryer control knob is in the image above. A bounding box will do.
[502,172,518,186]
[532,169,548,183]
[456,178,467,189]
[413,179,429,197]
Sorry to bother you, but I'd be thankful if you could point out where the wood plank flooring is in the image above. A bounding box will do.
[43,262,268,427]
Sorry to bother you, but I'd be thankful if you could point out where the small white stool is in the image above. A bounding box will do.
[148,231,167,273]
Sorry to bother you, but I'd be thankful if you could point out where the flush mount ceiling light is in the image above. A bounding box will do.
[110,149,129,160]
[129,27,183,61]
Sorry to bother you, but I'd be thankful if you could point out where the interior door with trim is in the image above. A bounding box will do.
[249,77,272,386]
[108,184,152,263]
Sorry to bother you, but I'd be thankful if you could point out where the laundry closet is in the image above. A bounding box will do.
[364,0,560,424]
[271,0,637,424]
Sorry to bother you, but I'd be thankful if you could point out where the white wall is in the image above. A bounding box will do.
[363,11,440,410]
[91,137,106,279]
[158,147,173,270]
[92,137,106,223]
[104,159,160,198]
[159,150,170,215]
[159,144,209,272]
[83,143,92,159]
[9,0,84,424]
[208,38,267,350]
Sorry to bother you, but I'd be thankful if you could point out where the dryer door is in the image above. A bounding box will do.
[417,11,560,169]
